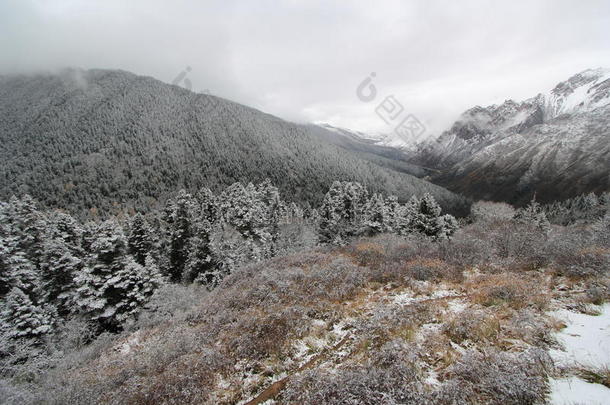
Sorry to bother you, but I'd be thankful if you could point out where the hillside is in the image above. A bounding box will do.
[411,68,610,205]
[344,69,610,206]
[0,69,467,217]
[3,206,608,404]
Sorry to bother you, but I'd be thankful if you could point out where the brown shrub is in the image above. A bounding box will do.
[347,241,386,267]
[443,310,500,344]
[554,246,610,279]
[404,258,463,283]
[441,348,552,405]
[468,274,550,310]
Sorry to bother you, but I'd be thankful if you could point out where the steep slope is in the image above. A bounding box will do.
[0,69,467,216]
[410,68,610,205]
[305,123,431,178]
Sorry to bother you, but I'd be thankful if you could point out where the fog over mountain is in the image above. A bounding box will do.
[0,69,468,216]
[407,68,610,205]
[1,0,609,135]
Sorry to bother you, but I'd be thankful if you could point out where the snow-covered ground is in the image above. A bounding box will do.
[549,376,610,405]
[550,304,610,368]
[549,303,610,404]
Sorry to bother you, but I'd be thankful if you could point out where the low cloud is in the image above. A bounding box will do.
[1,0,609,136]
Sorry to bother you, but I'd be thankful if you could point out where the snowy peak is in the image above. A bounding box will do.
[446,68,609,144]
[406,68,610,205]
[545,68,610,117]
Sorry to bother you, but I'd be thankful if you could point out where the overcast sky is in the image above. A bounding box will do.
[1,0,609,135]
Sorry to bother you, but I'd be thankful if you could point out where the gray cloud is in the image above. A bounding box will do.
[1,0,609,135]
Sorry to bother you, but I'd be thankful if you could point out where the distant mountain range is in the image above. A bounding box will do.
[338,68,610,206]
[0,69,467,217]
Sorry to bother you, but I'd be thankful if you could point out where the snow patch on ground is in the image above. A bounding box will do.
[424,369,440,386]
[447,299,468,313]
[392,291,416,306]
[391,288,460,306]
[116,331,142,354]
[331,319,350,340]
[549,376,610,405]
[549,304,610,368]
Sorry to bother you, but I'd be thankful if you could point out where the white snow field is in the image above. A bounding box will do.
[549,303,610,404]
[549,376,610,405]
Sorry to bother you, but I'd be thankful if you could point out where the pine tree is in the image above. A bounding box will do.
[318,181,347,244]
[46,211,83,253]
[515,197,550,231]
[74,219,161,331]
[218,181,282,259]
[196,187,219,224]
[384,195,400,233]
[127,213,154,266]
[412,194,443,237]
[361,193,387,235]
[0,287,55,339]
[395,196,419,236]
[255,180,282,256]
[0,236,14,297]
[182,220,216,284]
[5,195,46,268]
[435,214,459,240]
[165,190,195,282]
[219,182,259,240]
[1,237,40,298]
[39,239,81,317]
[318,181,368,244]
[579,193,599,220]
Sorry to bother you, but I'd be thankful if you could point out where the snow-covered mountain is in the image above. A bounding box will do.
[400,68,610,205]
[0,69,468,216]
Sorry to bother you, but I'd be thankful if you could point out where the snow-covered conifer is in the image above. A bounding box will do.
[127,213,154,266]
[0,287,54,339]
[515,197,550,231]
[165,190,196,282]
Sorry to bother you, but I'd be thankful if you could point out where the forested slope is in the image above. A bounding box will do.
[0,69,468,217]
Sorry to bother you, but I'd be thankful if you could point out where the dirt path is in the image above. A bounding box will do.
[243,334,351,405]
[243,292,468,405]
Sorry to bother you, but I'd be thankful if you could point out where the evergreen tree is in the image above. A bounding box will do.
[74,219,161,331]
[255,180,282,256]
[46,211,83,254]
[182,220,216,284]
[196,187,220,224]
[395,196,419,236]
[361,193,387,235]
[318,181,368,244]
[412,193,443,237]
[384,195,400,233]
[515,197,550,231]
[0,236,11,296]
[127,213,154,266]
[5,195,46,268]
[0,287,54,339]
[0,237,40,298]
[435,214,459,240]
[219,183,254,237]
[165,190,196,282]
[39,238,81,317]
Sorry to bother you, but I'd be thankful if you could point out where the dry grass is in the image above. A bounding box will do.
[577,365,610,388]
[468,273,550,311]
[9,219,609,404]
[443,310,501,344]
[347,241,386,267]
[403,258,464,283]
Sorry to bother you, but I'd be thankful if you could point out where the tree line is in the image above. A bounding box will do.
[0,180,458,341]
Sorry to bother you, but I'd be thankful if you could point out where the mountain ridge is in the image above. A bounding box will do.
[329,68,610,205]
[0,68,468,217]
